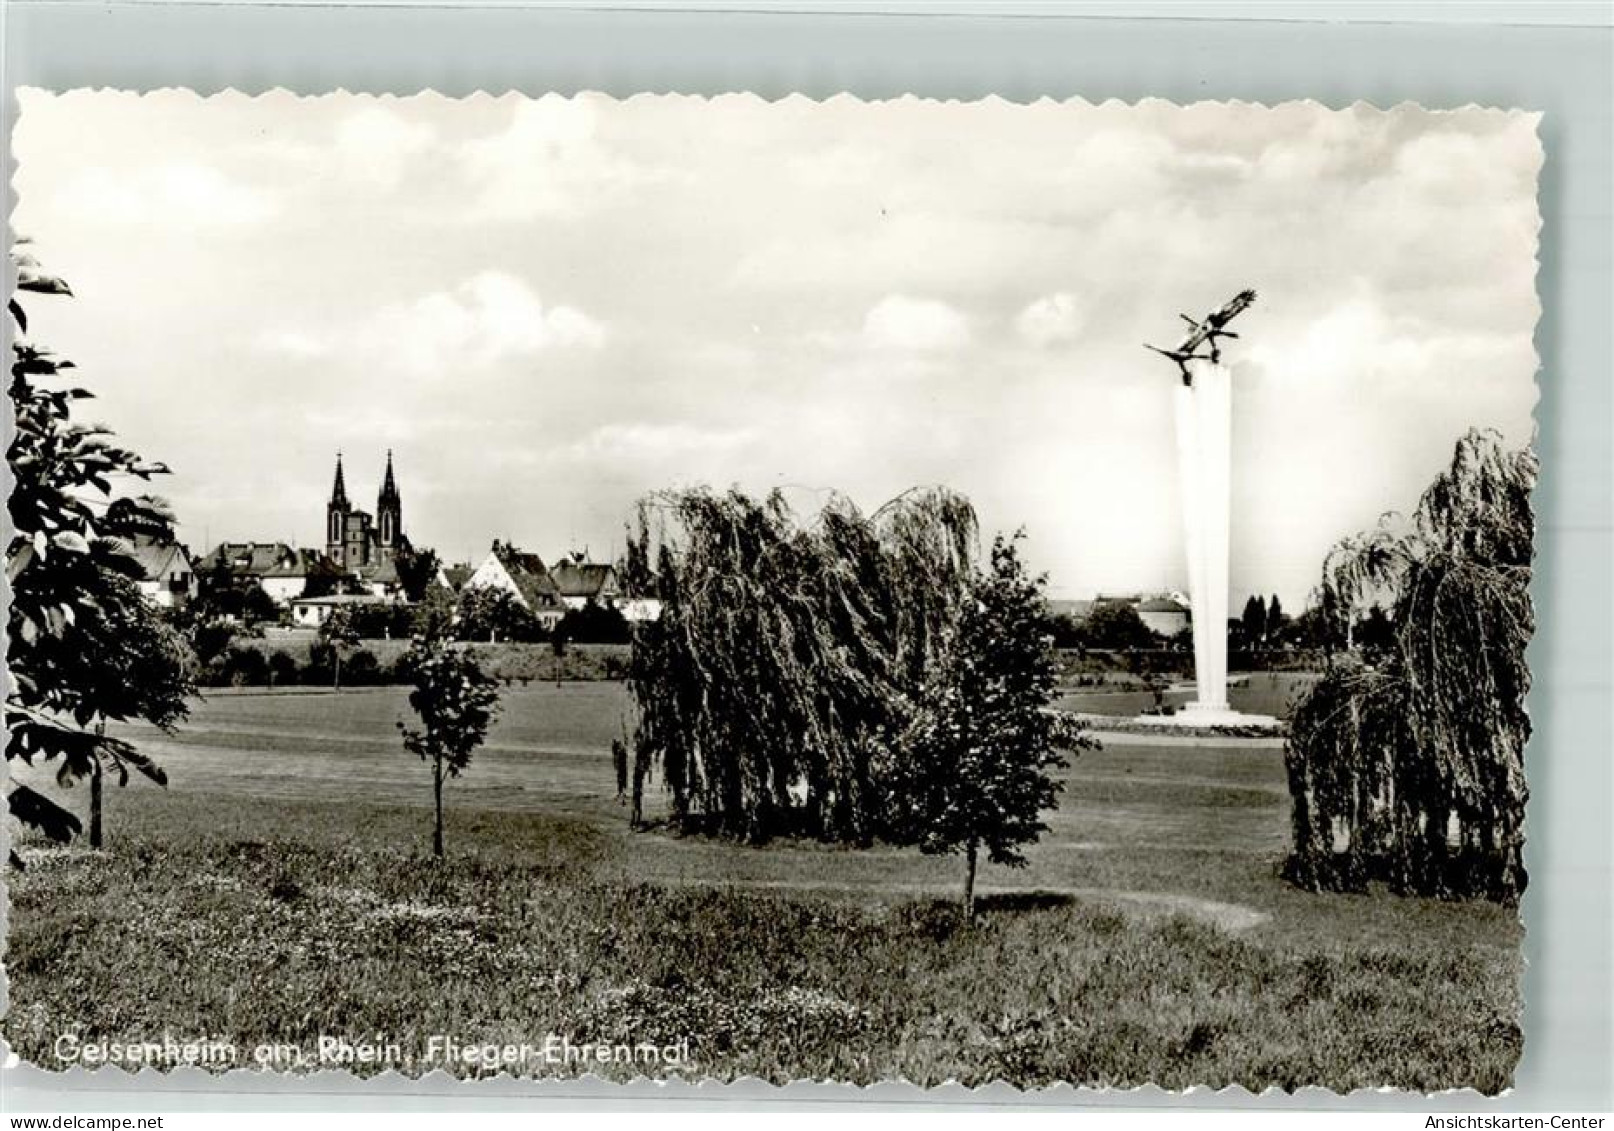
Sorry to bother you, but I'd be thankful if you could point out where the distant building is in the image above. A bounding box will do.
[436,563,474,593]
[289,592,391,629]
[1134,594,1191,637]
[197,542,332,607]
[1046,598,1095,624]
[464,541,567,627]
[355,556,402,599]
[325,451,404,573]
[123,535,196,609]
[549,559,622,610]
[1053,592,1192,638]
[614,596,664,624]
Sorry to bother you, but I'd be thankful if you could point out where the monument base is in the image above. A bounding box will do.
[1129,702,1283,733]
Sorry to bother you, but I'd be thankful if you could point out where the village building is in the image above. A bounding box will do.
[1052,592,1192,637]
[436,562,474,593]
[288,591,392,629]
[464,544,662,624]
[614,596,664,623]
[463,541,568,628]
[1046,598,1095,624]
[196,542,335,607]
[123,535,196,609]
[548,559,621,610]
[1133,594,1192,637]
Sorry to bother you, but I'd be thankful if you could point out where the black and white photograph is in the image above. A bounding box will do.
[5,91,1541,1093]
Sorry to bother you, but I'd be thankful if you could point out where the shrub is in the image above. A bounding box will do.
[267,650,301,688]
[555,600,631,645]
[343,649,381,686]
[224,646,269,688]
[305,642,336,685]
[347,602,416,640]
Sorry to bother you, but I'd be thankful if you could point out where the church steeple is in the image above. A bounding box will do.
[378,450,399,508]
[330,452,350,509]
[326,453,350,560]
[376,449,402,557]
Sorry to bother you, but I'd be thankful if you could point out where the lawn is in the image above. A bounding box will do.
[1056,671,1320,720]
[4,685,1522,1090]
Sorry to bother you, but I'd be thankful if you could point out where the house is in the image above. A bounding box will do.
[614,596,664,623]
[1135,594,1191,637]
[463,541,567,627]
[354,555,401,599]
[123,535,196,609]
[197,542,332,607]
[1046,598,1095,624]
[548,560,621,611]
[1052,592,1191,637]
[288,591,391,629]
[436,563,474,593]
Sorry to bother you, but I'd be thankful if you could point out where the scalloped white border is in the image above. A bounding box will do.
[3,88,1544,1105]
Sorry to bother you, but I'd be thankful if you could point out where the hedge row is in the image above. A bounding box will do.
[199,641,633,688]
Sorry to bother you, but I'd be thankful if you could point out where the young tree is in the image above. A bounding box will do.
[6,250,186,861]
[48,571,194,846]
[896,534,1094,918]
[398,636,501,858]
[318,605,360,691]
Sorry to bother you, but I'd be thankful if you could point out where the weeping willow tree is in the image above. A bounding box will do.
[626,486,978,844]
[1284,429,1535,903]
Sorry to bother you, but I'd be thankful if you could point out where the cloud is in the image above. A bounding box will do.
[333,107,436,187]
[457,98,660,222]
[1016,292,1085,347]
[255,330,328,359]
[860,294,971,351]
[546,422,762,487]
[258,272,605,376]
[1247,290,1534,395]
[373,272,605,373]
[54,163,276,226]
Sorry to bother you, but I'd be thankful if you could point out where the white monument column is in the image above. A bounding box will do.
[1142,290,1274,730]
[1175,358,1231,715]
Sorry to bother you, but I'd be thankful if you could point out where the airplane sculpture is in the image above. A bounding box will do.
[1145,289,1257,385]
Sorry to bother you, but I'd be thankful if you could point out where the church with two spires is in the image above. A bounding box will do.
[325,451,405,580]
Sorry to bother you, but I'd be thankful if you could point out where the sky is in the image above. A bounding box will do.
[11,92,1541,606]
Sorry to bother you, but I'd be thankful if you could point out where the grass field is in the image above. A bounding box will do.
[1056,671,1319,720]
[4,684,1521,1090]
